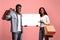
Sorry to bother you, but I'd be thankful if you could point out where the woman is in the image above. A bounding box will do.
[39,7,50,40]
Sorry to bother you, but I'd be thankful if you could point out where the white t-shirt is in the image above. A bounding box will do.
[17,14,21,31]
[40,15,50,27]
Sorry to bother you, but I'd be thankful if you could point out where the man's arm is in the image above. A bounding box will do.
[5,14,11,20]
[5,8,14,20]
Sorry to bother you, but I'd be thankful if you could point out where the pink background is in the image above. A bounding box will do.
[0,0,60,40]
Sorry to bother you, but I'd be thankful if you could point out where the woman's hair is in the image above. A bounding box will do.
[39,7,48,17]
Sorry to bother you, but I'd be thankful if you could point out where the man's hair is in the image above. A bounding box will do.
[16,4,22,10]
[16,4,22,13]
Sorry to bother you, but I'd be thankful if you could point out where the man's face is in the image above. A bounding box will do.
[17,6,22,13]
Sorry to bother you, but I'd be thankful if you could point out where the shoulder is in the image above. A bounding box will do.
[44,15,49,18]
[21,14,23,17]
[44,15,50,20]
[10,11,16,15]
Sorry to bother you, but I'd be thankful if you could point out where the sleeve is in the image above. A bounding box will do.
[21,14,23,33]
[5,14,11,20]
[21,14,22,26]
[44,15,50,24]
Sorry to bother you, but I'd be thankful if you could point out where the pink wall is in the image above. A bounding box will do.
[0,0,60,40]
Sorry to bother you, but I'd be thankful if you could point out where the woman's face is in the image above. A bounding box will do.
[40,8,44,15]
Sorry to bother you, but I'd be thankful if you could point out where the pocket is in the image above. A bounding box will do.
[12,15,17,19]
[11,14,17,19]
[12,17,16,19]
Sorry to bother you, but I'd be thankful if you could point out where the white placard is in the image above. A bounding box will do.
[22,14,40,26]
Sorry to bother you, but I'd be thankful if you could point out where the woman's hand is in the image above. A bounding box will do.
[40,20,45,24]
[38,20,44,23]
[40,20,44,23]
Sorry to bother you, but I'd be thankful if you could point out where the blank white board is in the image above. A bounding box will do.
[22,14,40,26]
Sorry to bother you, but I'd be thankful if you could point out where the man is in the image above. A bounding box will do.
[5,4,23,40]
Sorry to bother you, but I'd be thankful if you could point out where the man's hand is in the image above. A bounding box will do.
[6,8,15,15]
[9,8,15,12]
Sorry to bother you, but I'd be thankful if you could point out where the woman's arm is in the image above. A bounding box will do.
[44,15,50,25]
